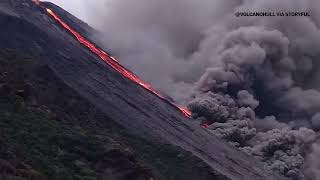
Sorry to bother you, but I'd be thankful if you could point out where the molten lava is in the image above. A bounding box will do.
[42,6,191,118]
[201,123,209,129]
[32,0,40,5]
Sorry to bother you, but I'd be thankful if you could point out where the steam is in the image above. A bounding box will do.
[84,0,320,179]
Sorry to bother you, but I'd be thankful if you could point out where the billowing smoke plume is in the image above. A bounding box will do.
[86,0,241,103]
[85,0,320,179]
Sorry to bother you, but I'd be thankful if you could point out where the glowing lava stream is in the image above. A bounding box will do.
[43,7,191,118]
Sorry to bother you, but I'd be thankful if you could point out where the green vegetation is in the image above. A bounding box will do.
[0,49,214,180]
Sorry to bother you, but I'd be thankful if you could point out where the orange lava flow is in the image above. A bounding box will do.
[45,8,192,118]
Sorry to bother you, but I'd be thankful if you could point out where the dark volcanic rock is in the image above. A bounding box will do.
[0,0,286,180]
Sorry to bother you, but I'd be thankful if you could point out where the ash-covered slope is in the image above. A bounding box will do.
[0,0,285,180]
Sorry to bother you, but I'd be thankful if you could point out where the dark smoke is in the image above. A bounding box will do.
[85,0,320,179]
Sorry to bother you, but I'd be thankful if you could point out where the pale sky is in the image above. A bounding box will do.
[47,0,89,22]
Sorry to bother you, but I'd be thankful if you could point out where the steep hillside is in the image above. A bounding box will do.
[0,49,220,180]
[0,0,286,179]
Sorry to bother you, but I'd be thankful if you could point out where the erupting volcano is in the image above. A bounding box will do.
[34,1,191,118]
[4,0,312,179]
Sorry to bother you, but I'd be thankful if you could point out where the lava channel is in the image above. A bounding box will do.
[37,4,191,118]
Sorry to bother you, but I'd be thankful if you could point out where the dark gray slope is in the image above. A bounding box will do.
[0,0,286,179]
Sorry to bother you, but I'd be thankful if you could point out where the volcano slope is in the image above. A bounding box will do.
[0,0,286,180]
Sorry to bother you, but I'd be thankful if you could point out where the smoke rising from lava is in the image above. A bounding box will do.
[84,0,320,179]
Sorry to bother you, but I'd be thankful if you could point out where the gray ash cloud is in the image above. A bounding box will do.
[85,0,320,179]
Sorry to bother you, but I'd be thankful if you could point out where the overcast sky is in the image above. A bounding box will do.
[47,0,91,22]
